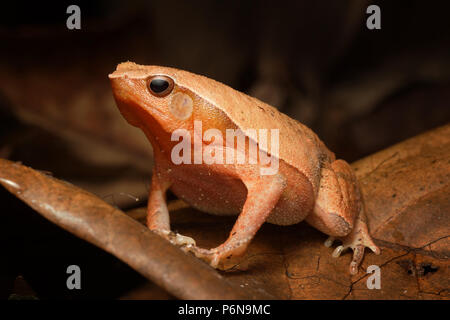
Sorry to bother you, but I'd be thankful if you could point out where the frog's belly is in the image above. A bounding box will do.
[164,162,315,225]
[168,165,246,216]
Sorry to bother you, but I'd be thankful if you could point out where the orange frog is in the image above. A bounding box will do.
[109,62,380,275]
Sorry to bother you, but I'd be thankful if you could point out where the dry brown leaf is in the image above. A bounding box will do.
[0,159,273,300]
[1,125,449,299]
[127,125,450,299]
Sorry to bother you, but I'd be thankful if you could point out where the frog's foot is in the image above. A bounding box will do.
[154,229,196,249]
[190,242,249,271]
[324,216,380,275]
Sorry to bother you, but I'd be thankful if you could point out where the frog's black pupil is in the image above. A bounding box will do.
[150,79,169,93]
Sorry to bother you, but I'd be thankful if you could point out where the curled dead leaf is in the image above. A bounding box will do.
[0,158,273,300]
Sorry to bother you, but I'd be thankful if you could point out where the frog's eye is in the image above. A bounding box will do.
[147,75,174,97]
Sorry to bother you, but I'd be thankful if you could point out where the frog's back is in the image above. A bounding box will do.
[117,63,334,189]
[171,66,335,189]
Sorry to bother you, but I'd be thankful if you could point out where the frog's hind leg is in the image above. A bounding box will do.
[325,207,380,275]
[191,172,286,270]
[147,170,196,248]
[306,160,380,275]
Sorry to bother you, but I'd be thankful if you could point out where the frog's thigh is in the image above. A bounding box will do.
[306,160,360,237]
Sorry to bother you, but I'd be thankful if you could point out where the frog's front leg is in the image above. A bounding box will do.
[147,170,196,247]
[192,172,286,270]
[306,160,380,275]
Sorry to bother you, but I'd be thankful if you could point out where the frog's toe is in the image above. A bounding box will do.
[324,236,335,248]
[172,233,196,247]
[154,229,196,248]
[330,232,380,275]
[331,242,364,275]
[190,245,245,271]
[189,247,218,266]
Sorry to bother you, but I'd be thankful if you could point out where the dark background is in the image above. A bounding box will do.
[0,0,449,299]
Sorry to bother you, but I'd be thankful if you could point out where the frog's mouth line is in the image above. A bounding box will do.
[109,75,168,127]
